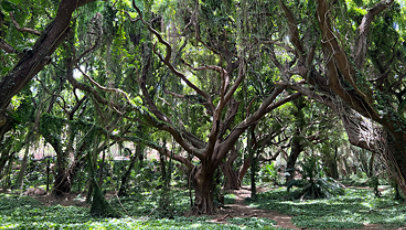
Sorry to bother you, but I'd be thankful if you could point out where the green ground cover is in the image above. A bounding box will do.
[0,187,405,229]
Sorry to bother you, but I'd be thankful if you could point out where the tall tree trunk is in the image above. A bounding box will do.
[368,152,376,178]
[160,139,167,185]
[15,136,31,189]
[238,158,250,186]
[118,148,137,196]
[192,164,216,214]
[248,127,257,200]
[0,141,13,178]
[285,135,302,183]
[383,134,406,195]
[53,167,72,196]
[222,147,241,190]
[286,99,305,183]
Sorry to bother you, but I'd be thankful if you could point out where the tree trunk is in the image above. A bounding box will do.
[248,127,257,200]
[383,134,406,195]
[53,171,72,196]
[90,178,120,217]
[368,152,376,178]
[286,99,305,183]
[0,141,12,178]
[285,135,302,183]
[222,164,241,190]
[340,109,406,194]
[192,165,216,214]
[118,148,137,196]
[52,158,83,196]
[15,144,30,190]
[2,156,13,190]
[222,147,241,190]
[238,158,250,185]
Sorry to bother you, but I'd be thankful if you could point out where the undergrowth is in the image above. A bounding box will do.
[247,187,406,229]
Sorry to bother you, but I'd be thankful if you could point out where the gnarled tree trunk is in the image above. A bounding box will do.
[192,164,216,214]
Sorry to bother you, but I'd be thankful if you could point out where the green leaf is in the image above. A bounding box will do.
[1,0,16,11]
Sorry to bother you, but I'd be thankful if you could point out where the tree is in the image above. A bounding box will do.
[0,0,96,142]
[275,0,406,194]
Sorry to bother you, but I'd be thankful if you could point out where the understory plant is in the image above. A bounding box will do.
[286,156,344,199]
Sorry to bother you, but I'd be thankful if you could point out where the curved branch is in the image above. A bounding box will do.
[0,0,96,115]
[354,0,395,68]
[316,0,380,122]
[131,1,213,109]
[0,39,18,54]
[10,12,41,36]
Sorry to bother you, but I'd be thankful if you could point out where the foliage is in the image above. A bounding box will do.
[248,187,406,229]
[0,193,286,230]
[228,217,277,229]
[261,162,278,184]
[286,156,344,199]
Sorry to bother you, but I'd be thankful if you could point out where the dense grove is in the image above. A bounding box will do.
[1,0,406,229]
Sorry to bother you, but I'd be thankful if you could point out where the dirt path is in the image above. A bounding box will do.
[209,186,299,229]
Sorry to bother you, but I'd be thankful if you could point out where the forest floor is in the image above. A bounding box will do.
[209,186,298,229]
[3,185,406,229]
[209,186,402,230]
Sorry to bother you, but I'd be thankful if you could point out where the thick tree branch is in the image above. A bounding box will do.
[215,86,294,161]
[354,0,395,68]
[131,1,213,109]
[0,39,18,54]
[139,57,205,159]
[0,0,96,126]
[316,0,380,122]
[10,12,41,36]
[278,0,305,57]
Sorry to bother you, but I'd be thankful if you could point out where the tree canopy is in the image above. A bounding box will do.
[1,0,406,216]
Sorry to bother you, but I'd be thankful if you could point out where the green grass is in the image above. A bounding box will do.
[0,193,281,230]
[224,193,237,204]
[247,187,406,229]
[1,187,405,229]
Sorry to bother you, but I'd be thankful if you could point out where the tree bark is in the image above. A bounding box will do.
[192,164,216,214]
[118,148,137,196]
[222,147,241,190]
[285,135,302,183]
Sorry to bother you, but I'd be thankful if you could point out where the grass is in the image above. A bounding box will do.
[247,186,406,229]
[1,186,405,229]
[0,192,282,230]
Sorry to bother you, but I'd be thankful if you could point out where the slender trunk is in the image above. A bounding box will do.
[46,158,50,192]
[15,144,30,190]
[330,147,339,179]
[0,144,12,178]
[222,147,241,190]
[285,136,302,182]
[160,139,167,186]
[118,148,137,196]
[238,158,250,185]
[248,127,257,200]
[2,156,13,190]
[98,150,106,186]
[368,152,376,177]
